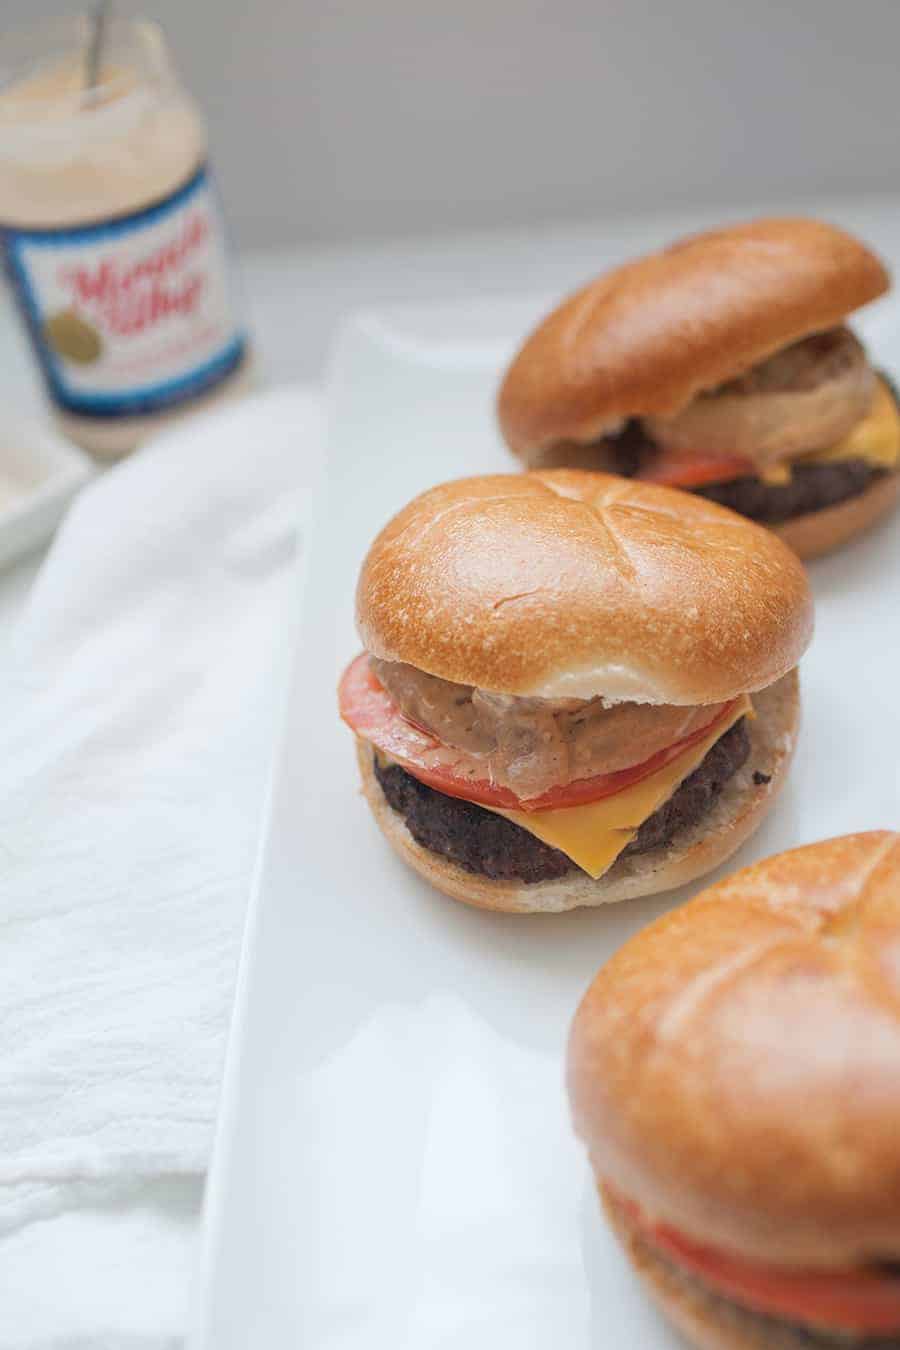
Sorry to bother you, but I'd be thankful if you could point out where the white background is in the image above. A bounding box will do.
[6,0,900,248]
[2,2,900,1342]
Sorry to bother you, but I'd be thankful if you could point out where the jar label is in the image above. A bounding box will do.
[0,164,247,420]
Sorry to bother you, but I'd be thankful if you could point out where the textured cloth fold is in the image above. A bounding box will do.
[0,389,322,1346]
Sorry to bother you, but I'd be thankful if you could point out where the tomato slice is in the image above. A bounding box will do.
[616,1191,900,1335]
[338,653,735,812]
[637,451,756,488]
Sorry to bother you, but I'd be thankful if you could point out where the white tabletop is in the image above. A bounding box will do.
[3,194,900,1346]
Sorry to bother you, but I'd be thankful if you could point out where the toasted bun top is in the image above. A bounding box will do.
[356,471,812,704]
[568,833,900,1269]
[498,217,890,458]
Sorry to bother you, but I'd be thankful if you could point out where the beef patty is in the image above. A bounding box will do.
[694,458,886,524]
[603,422,887,523]
[372,719,750,884]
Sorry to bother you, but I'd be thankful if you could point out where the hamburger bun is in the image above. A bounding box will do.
[568,831,900,1268]
[774,467,900,560]
[498,218,889,462]
[356,471,812,706]
[601,1186,833,1350]
[355,669,799,915]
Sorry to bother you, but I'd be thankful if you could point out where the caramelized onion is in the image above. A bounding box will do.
[644,327,875,466]
[370,658,726,800]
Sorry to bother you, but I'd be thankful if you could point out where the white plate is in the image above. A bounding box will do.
[191,297,900,1350]
[0,415,93,568]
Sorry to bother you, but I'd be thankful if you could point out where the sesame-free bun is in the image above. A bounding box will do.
[568,832,900,1268]
[498,217,889,464]
[356,471,813,705]
[602,1186,829,1350]
[355,670,799,914]
[774,468,900,560]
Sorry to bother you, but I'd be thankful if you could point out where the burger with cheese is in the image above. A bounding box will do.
[498,218,898,559]
[338,471,813,913]
[568,832,900,1348]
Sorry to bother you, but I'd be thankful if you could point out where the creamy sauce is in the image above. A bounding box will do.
[0,22,252,457]
[372,658,726,800]
[0,58,202,228]
[644,328,876,466]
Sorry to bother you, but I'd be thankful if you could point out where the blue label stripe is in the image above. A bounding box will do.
[0,165,247,421]
[51,335,248,419]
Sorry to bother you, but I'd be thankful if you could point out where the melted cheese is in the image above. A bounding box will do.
[801,377,900,471]
[759,461,793,485]
[489,696,752,879]
[759,378,900,485]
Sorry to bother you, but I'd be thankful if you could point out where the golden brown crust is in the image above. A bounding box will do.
[602,1188,852,1350]
[356,471,813,705]
[459,463,899,561]
[498,217,890,460]
[353,672,799,914]
[774,470,900,559]
[568,832,900,1268]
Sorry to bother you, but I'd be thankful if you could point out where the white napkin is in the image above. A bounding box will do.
[0,388,323,1346]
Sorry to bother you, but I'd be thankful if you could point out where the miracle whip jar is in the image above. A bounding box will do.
[0,16,252,458]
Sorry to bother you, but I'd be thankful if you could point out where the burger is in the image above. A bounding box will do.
[498,218,898,559]
[338,470,812,914]
[568,831,900,1348]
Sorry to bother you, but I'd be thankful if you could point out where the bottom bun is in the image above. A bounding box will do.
[601,1186,865,1350]
[355,670,799,914]
[773,471,899,560]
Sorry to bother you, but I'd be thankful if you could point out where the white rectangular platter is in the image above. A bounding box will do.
[192,289,900,1350]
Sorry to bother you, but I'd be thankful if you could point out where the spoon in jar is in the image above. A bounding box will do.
[83,0,112,97]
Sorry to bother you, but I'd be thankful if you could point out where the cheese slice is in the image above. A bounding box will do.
[759,461,793,485]
[489,696,752,879]
[801,376,900,472]
[758,378,900,486]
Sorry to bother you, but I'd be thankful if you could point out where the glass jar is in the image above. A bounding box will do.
[0,16,252,459]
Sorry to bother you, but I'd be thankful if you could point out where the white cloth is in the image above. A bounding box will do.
[0,389,323,1346]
